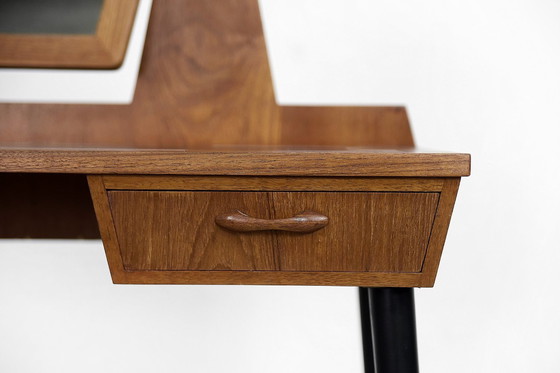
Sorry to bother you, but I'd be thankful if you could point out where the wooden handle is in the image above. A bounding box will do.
[215,210,328,233]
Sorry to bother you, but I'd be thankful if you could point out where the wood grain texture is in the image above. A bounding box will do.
[0,0,138,69]
[418,178,461,286]
[272,192,439,272]
[279,106,414,147]
[89,175,453,285]
[0,149,471,177]
[111,270,425,287]
[95,0,140,66]
[109,191,277,271]
[0,0,416,150]
[101,175,445,192]
[215,210,329,233]
[87,175,126,280]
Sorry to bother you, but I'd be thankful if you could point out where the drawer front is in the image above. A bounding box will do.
[273,192,439,272]
[109,191,276,271]
[108,190,439,273]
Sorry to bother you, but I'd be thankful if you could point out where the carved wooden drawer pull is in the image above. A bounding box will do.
[215,210,329,233]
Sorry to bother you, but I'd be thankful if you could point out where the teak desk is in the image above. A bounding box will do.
[0,1,470,372]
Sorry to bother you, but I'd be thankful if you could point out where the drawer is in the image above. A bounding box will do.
[89,176,460,287]
[108,190,438,273]
[108,190,439,273]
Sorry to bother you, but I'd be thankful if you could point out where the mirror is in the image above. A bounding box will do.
[0,0,104,35]
[0,0,139,69]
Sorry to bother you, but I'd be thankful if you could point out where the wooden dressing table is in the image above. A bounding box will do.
[0,1,470,372]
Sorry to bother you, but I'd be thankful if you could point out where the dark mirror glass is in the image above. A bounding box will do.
[0,0,104,35]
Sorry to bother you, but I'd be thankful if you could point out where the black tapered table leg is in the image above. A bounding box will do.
[360,287,420,373]
[359,287,375,372]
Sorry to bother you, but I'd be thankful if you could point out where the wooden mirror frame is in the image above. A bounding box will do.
[0,0,139,69]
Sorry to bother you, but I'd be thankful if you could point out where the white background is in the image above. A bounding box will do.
[1,0,560,372]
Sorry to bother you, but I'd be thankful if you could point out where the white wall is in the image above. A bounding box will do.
[264,1,560,371]
[2,0,560,372]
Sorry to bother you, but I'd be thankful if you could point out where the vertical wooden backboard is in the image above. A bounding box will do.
[0,0,414,148]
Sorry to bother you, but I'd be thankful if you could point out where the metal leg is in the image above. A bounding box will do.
[360,288,419,373]
[369,288,420,373]
[359,287,375,372]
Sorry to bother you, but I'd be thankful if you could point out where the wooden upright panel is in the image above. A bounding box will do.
[0,0,413,149]
[280,107,413,147]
